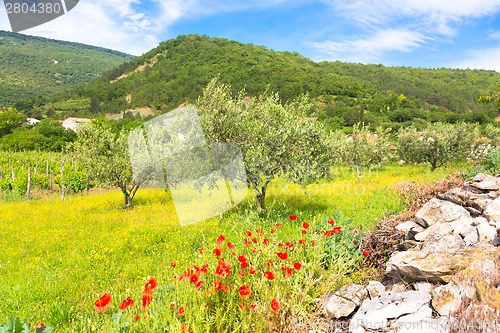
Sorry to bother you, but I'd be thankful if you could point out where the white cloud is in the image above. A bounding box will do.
[489,30,500,40]
[308,29,428,63]
[451,47,500,72]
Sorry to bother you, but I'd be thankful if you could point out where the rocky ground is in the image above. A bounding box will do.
[303,174,500,333]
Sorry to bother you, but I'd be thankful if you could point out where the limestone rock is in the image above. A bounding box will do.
[366,281,385,299]
[484,197,500,225]
[413,282,433,294]
[414,199,471,228]
[397,221,425,234]
[386,246,497,283]
[349,291,432,332]
[324,284,367,319]
[474,217,498,242]
[470,179,500,191]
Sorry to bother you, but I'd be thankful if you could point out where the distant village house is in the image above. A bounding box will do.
[61,116,92,132]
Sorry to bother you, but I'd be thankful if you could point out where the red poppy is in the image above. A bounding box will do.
[195,280,204,291]
[94,292,112,313]
[213,280,223,291]
[298,239,306,245]
[240,261,249,269]
[270,298,280,312]
[118,296,135,310]
[301,230,307,235]
[289,215,297,221]
[142,293,152,309]
[227,242,235,251]
[215,258,231,278]
[200,264,209,275]
[263,238,270,245]
[328,217,335,225]
[238,270,245,278]
[171,262,177,268]
[245,230,252,237]
[239,285,251,298]
[250,304,257,311]
[224,284,231,292]
[180,322,193,333]
[264,271,275,280]
[244,238,250,247]
[177,306,185,316]
[275,223,282,228]
[256,228,264,235]
[199,248,206,254]
[133,315,140,321]
[251,237,258,243]
[277,252,288,260]
[293,262,302,270]
[266,260,274,267]
[238,255,247,263]
[313,229,318,233]
[270,228,276,234]
[282,266,293,277]
[213,248,222,257]
[302,222,310,228]
[332,226,342,235]
[362,250,370,257]
[216,235,226,245]
[189,274,199,284]
[239,302,245,311]
[35,323,45,329]
[249,267,257,275]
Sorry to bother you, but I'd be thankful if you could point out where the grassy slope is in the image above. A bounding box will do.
[0,164,458,329]
[0,31,133,105]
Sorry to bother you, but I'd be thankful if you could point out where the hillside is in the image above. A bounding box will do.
[25,35,500,128]
[0,31,134,106]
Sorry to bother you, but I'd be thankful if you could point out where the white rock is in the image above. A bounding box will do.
[415,199,471,227]
[474,217,497,242]
[366,281,385,299]
[324,294,357,319]
[397,221,425,233]
[413,282,433,294]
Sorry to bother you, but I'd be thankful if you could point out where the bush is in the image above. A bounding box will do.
[464,149,500,179]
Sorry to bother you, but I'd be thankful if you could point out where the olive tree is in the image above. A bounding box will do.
[397,122,479,171]
[197,78,331,214]
[332,123,392,181]
[71,121,145,208]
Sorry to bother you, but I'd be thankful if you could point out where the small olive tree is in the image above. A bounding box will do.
[197,78,331,214]
[71,121,145,208]
[397,122,479,171]
[331,123,392,181]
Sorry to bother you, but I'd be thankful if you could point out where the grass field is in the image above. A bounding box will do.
[0,164,461,331]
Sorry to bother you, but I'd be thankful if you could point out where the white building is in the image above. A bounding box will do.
[61,117,92,132]
[26,118,40,126]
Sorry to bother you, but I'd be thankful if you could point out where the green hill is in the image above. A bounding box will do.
[0,31,134,106]
[25,35,500,128]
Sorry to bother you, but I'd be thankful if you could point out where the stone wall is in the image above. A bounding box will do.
[323,173,500,333]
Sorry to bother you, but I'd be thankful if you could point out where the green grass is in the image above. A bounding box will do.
[0,164,459,330]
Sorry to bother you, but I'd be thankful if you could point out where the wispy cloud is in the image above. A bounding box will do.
[489,30,500,40]
[451,47,500,72]
[308,29,428,63]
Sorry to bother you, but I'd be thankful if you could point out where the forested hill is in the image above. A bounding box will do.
[0,31,134,106]
[35,35,500,128]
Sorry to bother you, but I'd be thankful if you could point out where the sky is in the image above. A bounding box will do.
[1,0,500,71]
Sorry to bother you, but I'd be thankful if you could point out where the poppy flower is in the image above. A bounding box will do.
[249,267,257,275]
[34,323,45,329]
[245,230,252,237]
[171,262,177,268]
[239,302,245,311]
[239,285,251,298]
[328,217,335,225]
[293,262,302,270]
[189,274,199,284]
[145,277,157,291]
[223,284,231,292]
[263,238,270,245]
[240,261,249,269]
[227,242,235,251]
[332,226,342,235]
[302,222,310,228]
[250,304,257,311]
[180,322,193,333]
[301,230,307,235]
[177,306,185,316]
[213,248,222,257]
[270,228,276,234]
[298,239,306,245]
[195,280,204,291]
[264,271,275,280]
[277,252,288,260]
[216,235,226,245]
[238,255,247,263]
[94,292,112,313]
[282,266,293,277]
[270,298,280,312]
[289,215,297,221]
[118,296,135,310]
[266,260,274,267]
[142,293,152,309]
[199,248,206,255]
[362,250,370,257]
[213,280,223,291]
[244,238,250,247]
[275,223,282,228]
[215,258,231,278]
[238,270,245,277]
[133,315,140,321]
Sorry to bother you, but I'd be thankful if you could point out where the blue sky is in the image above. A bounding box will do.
[1,0,500,71]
